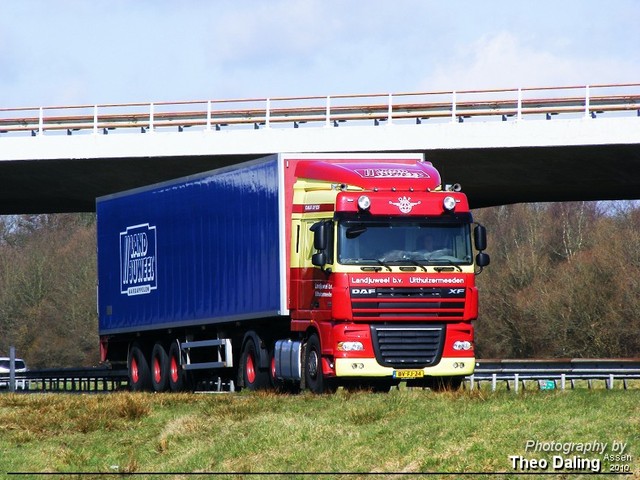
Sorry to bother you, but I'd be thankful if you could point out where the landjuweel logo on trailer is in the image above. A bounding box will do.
[120,223,157,296]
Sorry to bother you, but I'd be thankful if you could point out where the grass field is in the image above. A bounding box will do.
[1,387,638,479]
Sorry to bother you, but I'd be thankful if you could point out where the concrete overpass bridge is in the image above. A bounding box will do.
[1,83,639,214]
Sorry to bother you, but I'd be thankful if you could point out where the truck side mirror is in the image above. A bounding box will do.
[310,221,332,269]
[473,224,487,251]
[476,252,490,268]
[312,252,327,267]
[310,222,327,251]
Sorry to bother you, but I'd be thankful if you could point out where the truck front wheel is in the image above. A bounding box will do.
[304,334,336,394]
[128,343,152,392]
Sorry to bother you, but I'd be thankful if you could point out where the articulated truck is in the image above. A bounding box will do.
[97,153,489,393]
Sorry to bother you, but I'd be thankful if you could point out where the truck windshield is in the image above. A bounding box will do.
[337,219,472,266]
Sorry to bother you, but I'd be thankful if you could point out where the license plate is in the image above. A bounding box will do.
[393,370,424,379]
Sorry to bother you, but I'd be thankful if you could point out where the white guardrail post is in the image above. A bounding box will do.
[325,96,331,128]
[149,103,155,133]
[93,105,99,135]
[451,91,457,123]
[38,108,44,136]
[265,98,271,129]
[206,100,212,131]
[584,85,591,119]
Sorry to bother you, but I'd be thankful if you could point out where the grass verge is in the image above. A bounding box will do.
[0,388,638,479]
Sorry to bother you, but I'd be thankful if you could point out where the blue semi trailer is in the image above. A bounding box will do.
[97,157,288,391]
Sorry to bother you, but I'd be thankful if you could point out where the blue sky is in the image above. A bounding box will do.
[1,0,639,107]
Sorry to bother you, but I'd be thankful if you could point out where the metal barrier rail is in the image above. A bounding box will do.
[0,367,128,393]
[0,83,639,136]
[470,359,640,392]
[2,359,639,393]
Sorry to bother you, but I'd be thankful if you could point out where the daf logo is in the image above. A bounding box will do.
[352,288,376,295]
[389,196,421,214]
[449,288,465,295]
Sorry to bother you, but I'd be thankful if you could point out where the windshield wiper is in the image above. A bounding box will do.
[405,258,427,272]
[375,258,393,272]
[431,258,462,272]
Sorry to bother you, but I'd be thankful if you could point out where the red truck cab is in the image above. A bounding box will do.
[285,157,489,392]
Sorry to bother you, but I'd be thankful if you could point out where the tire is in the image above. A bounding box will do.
[151,343,170,392]
[168,341,189,392]
[304,333,336,394]
[128,343,152,392]
[241,338,270,390]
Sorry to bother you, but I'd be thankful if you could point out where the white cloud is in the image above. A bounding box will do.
[424,31,640,92]
[0,0,638,107]
[209,1,332,63]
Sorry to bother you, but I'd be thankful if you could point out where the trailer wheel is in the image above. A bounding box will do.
[128,344,152,392]
[304,333,336,394]
[168,341,189,392]
[151,343,170,392]
[241,338,269,390]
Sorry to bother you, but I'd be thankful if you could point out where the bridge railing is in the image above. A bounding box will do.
[0,83,639,137]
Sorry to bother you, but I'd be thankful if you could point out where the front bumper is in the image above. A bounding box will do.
[335,356,474,378]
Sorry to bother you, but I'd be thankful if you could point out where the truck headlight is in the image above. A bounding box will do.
[337,341,364,352]
[357,195,371,211]
[443,196,456,211]
[453,341,472,351]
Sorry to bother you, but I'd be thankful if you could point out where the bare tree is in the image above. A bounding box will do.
[475,201,640,359]
[0,214,98,367]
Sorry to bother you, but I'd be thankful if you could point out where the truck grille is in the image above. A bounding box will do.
[371,324,444,368]
[351,287,465,321]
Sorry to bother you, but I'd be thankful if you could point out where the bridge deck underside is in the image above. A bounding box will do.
[1,144,638,214]
[432,143,640,209]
